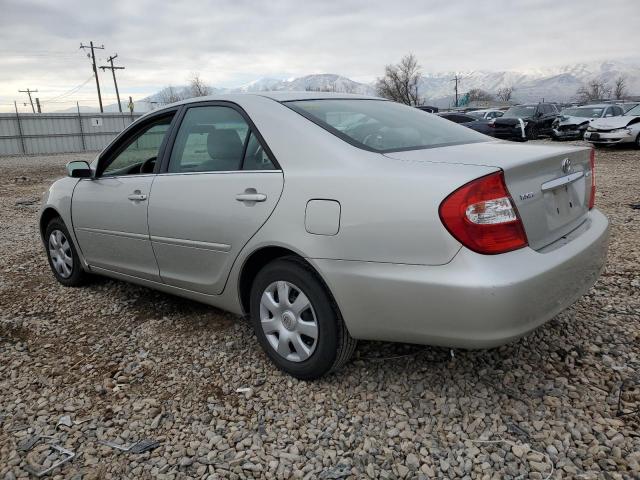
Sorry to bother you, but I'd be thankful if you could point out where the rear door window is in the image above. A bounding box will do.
[168,106,249,173]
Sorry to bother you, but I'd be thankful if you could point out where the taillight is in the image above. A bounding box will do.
[588,148,596,210]
[439,171,528,255]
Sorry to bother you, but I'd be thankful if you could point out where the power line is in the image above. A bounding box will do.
[40,76,95,103]
[100,54,125,112]
[80,41,105,112]
[18,88,38,113]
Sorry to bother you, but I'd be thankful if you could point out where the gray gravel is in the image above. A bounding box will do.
[1,143,639,479]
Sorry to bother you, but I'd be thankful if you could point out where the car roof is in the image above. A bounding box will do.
[139,91,384,121]
[569,104,613,108]
[172,91,379,106]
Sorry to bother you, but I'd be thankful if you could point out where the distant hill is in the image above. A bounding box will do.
[57,59,640,113]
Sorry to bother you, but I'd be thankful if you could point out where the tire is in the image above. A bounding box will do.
[249,257,356,379]
[526,125,539,140]
[44,217,90,287]
[636,133,640,149]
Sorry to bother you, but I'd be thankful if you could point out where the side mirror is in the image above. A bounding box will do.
[66,160,92,178]
[536,111,544,118]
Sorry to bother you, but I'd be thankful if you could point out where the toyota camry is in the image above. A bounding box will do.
[40,92,609,379]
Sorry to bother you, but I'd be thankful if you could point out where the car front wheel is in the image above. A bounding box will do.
[44,217,89,287]
[526,125,539,140]
[249,257,356,379]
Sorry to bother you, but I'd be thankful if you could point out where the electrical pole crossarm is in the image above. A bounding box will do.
[18,88,38,113]
[99,54,125,113]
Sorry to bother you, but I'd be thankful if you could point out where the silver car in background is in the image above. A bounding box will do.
[552,104,625,140]
[584,104,640,148]
[40,92,609,379]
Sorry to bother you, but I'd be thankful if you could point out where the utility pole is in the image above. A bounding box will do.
[35,97,42,113]
[18,88,38,113]
[80,41,105,112]
[451,75,462,108]
[100,54,125,112]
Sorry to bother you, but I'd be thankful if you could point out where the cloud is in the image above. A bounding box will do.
[1,0,638,110]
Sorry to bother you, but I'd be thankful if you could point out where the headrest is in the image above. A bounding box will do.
[207,129,244,160]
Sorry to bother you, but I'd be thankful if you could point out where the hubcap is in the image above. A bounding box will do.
[48,230,73,278]
[259,280,318,362]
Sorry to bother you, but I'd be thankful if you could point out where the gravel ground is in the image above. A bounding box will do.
[1,141,639,479]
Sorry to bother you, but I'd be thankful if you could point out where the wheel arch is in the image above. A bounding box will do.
[40,207,62,240]
[237,246,337,318]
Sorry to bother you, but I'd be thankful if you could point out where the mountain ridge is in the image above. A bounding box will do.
[58,59,640,112]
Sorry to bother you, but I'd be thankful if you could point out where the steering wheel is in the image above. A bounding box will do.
[139,156,157,174]
[362,132,382,148]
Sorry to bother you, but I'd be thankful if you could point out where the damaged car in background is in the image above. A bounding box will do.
[584,103,640,148]
[491,103,560,141]
[552,104,624,140]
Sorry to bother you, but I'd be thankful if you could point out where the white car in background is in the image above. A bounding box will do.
[584,104,640,148]
[466,109,504,120]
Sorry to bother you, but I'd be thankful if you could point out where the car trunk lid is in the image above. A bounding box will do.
[384,141,593,250]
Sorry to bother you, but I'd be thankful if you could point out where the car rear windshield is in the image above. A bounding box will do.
[285,99,488,152]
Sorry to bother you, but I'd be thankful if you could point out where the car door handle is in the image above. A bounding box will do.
[127,192,148,201]
[236,193,267,202]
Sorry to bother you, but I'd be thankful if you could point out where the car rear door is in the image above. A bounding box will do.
[148,102,284,295]
[72,111,176,281]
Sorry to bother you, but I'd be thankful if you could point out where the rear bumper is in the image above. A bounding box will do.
[313,209,609,348]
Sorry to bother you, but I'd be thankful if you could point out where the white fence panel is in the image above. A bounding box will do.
[0,112,143,156]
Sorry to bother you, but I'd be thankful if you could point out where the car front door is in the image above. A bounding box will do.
[539,105,554,133]
[148,103,284,295]
[72,112,176,281]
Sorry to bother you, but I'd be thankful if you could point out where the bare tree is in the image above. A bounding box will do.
[496,86,514,102]
[376,53,422,106]
[614,76,627,100]
[576,79,611,103]
[189,73,211,97]
[157,85,184,104]
[467,88,494,102]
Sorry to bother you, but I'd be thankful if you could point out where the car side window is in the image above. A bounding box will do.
[242,132,276,170]
[168,106,250,173]
[101,116,174,177]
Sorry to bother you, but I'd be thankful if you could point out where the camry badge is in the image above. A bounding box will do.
[561,158,572,174]
[519,192,535,201]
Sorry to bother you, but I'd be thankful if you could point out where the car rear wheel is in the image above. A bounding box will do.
[45,218,89,287]
[249,257,356,379]
[635,133,640,149]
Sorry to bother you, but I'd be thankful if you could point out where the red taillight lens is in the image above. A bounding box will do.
[588,148,596,210]
[439,171,528,255]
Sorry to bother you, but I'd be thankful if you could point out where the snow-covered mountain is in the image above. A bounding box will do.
[415,59,640,106]
[85,59,639,113]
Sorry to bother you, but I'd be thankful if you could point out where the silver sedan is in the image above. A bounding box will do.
[40,92,609,379]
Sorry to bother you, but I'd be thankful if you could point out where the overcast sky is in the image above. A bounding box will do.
[1,0,638,110]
